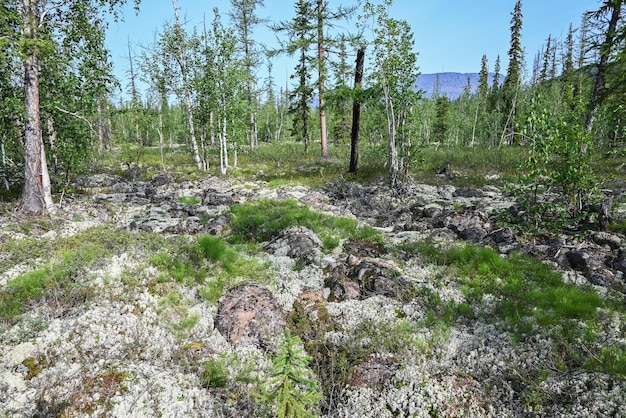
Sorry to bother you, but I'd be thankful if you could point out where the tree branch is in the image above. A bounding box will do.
[39,0,70,28]
[54,106,97,135]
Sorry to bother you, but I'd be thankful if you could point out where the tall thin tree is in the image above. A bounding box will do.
[229,0,264,151]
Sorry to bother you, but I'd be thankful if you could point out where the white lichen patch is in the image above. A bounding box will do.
[326,296,401,330]
[0,258,44,287]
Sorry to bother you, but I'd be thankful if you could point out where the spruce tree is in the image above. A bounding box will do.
[539,35,552,83]
[502,0,524,144]
[255,331,322,418]
[272,0,316,151]
[478,54,489,99]
[492,55,501,91]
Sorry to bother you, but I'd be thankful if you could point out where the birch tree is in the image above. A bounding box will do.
[13,0,139,215]
[366,0,420,187]
[158,0,204,170]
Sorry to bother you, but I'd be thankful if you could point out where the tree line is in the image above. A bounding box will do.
[2,0,626,218]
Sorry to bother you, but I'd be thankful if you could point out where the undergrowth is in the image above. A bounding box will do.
[0,226,136,322]
[399,240,626,375]
[150,234,271,304]
[228,198,382,251]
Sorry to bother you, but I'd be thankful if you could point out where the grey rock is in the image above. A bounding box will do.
[203,192,235,206]
[347,355,400,389]
[110,182,133,194]
[590,231,622,250]
[351,258,412,300]
[263,226,323,266]
[453,187,486,198]
[73,173,124,188]
[149,172,175,187]
[489,228,516,244]
[563,251,590,272]
[459,227,488,243]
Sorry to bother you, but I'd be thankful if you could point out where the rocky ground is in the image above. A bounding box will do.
[1,172,625,417]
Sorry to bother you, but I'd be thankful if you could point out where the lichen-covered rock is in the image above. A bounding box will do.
[214,284,286,352]
[263,226,323,266]
[350,258,413,300]
[590,231,622,249]
[149,172,175,187]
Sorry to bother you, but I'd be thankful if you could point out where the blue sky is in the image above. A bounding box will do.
[105,0,596,97]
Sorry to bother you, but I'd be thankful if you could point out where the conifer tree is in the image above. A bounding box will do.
[478,54,489,99]
[585,0,623,132]
[539,35,552,83]
[229,0,265,151]
[492,55,501,91]
[255,331,322,418]
[272,0,316,151]
[502,0,524,144]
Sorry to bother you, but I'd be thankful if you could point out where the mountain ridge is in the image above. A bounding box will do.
[416,72,504,99]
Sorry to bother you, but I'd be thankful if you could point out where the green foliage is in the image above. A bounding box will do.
[200,357,229,389]
[432,95,450,144]
[407,240,622,374]
[198,235,237,266]
[436,244,604,326]
[364,0,421,185]
[506,96,600,233]
[200,279,226,304]
[586,344,626,375]
[150,234,270,298]
[228,198,382,250]
[255,330,323,418]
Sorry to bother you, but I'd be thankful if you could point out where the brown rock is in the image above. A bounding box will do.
[214,284,285,352]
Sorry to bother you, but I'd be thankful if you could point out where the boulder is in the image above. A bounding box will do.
[350,258,414,300]
[149,172,175,187]
[214,284,285,352]
[590,231,622,250]
[263,226,323,266]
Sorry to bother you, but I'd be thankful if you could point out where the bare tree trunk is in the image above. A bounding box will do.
[471,105,479,146]
[19,0,54,215]
[181,65,203,170]
[317,0,329,158]
[1,135,9,190]
[220,106,228,175]
[383,83,399,187]
[158,113,166,172]
[349,47,365,174]
[127,39,141,144]
[210,110,216,147]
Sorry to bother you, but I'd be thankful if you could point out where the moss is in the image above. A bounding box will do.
[22,356,45,380]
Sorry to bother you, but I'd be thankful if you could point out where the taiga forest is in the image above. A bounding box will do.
[1,1,626,417]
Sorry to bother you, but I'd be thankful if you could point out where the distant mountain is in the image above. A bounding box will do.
[416,72,504,99]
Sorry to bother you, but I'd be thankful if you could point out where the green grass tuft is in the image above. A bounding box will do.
[178,195,201,205]
[228,198,382,251]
